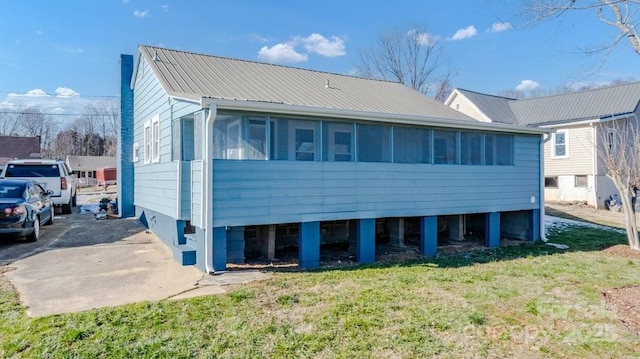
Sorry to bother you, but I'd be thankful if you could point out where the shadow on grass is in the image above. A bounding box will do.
[253,225,629,273]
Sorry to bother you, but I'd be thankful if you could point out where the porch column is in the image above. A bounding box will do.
[420,216,438,256]
[448,215,465,241]
[261,225,276,260]
[357,218,376,263]
[485,212,501,248]
[227,226,245,264]
[388,218,405,247]
[528,209,541,242]
[299,221,320,269]
[212,226,227,271]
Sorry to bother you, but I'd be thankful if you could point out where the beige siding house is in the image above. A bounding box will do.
[446,83,640,209]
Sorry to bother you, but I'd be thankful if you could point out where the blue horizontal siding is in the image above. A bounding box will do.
[212,135,542,227]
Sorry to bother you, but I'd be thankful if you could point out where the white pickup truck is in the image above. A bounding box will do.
[0,159,77,214]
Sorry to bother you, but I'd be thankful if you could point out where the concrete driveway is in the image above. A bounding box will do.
[0,192,268,317]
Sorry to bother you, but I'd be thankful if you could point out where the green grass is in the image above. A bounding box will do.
[2,226,640,358]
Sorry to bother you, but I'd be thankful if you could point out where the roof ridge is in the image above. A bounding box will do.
[455,88,517,101]
[516,81,640,103]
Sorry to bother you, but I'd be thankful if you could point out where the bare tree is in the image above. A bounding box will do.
[355,25,456,100]
[522,0,640,56]
[0,112,21,136]
[597,118,640,249]
[15,107,57,156]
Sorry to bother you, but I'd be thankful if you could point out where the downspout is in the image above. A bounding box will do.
[201,97,216,273]
[591,123,598,209]
[540,132,553,242]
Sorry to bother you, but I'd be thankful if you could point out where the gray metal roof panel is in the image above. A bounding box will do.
[509,82,640,126]
[454,89,519,124]
[139,45,478,122]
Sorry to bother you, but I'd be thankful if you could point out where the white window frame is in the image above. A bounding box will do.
[552,129,569,159]
[606,128,617,154]
[144,121,152,164]
[133,142,140,163]
[152,115,160,163]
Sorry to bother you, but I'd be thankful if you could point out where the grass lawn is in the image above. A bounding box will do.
[1,226,640,358]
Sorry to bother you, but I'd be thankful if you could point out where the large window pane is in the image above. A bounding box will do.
[357,124,390,162]
[460,132,482,165]
[323,122,353,161]
[246,117,267,160]
[393,127,431,163]
[485,133,513,166]
[496,134,513,165]
[433,130,457,164]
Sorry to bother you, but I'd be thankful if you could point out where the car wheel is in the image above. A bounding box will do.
[62,199,72,214]
[72,192,77,207]
[25,217,40,242]
[45,205,54,225]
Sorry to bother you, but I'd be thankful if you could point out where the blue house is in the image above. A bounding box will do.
[119,45,547,273]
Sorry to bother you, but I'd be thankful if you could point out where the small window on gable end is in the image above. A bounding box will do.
[575,175,588,188]
[133,142,140,163]
[545,177,558,188]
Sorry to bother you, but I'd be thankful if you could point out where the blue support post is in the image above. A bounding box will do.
[485,212,501,248]
[212,227,227,271]
[299,221,320,269]
[117,54,135,218]
[357,218,376,263]
[420,216,438,256]
[529,209,541,242]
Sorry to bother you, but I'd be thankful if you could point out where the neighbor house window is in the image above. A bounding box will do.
[152,115,160,163]
[545,177,558,188]
[552,130,568,158]
[606,128,617,154]
[575,175,588,188]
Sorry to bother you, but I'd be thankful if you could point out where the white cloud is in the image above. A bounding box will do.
[451,25,477,40]
[36,30,44,35]
[407,29,439,46]
[161,4,169,11]
[133,9,150,18]
[8,89,50,97]
[55,87,80,97]
[122,0,130,3]
[258,43,308,63]
[490,22,512,33]
[516,80,541,91]
[293,33,346,57]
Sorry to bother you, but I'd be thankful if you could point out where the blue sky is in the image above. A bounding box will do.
[0,0,638,123]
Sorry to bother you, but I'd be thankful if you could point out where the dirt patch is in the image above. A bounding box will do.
[549,203,640,336]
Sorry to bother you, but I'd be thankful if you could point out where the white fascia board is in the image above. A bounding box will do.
[211,98,549,135]
[539,113,635,129]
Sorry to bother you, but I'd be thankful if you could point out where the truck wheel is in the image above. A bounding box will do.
[62,199,72,214]
[72,192,77,207]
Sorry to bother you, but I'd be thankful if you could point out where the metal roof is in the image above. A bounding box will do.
[66,156,116,171]
[509,82,640,126]
[453,89,519,124]
[138,45,480,123]
[452,82,640,127]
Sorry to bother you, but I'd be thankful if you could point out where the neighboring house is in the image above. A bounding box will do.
[66,155,117,187]
[446,83,640,209]
[118,45,546,273]
[0,136,41,166]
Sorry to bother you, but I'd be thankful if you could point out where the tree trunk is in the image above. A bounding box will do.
[612,176,640,250]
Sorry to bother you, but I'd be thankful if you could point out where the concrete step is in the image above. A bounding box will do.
[172,244,196,266]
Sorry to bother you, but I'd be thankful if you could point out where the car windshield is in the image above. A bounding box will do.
[4,164,59,177]
[0,184,25,199]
